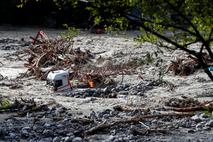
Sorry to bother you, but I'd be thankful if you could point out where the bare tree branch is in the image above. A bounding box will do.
[140,23,197,56]
[199,43,205,54]
[184,40,200,47]
[126,14,197,37]
[165,0,213,60]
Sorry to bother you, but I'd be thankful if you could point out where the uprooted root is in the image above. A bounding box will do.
[167,57,199,76]
[167,53,213,76]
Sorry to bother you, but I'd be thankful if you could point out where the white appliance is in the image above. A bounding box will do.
[46,70,71,92]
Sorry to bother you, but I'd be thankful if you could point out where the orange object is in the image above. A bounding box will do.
[88,80,94,88]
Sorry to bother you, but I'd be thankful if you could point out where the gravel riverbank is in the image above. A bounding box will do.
[0,27,213,141]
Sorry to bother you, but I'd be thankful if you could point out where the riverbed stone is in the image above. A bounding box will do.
[72,137,82,142]
[205,120,213,127]
[53,137,60,142]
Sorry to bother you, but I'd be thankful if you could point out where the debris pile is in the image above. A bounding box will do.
[167,57,199,76]
[167,54,213,76]
[18,39,94,80]
[15,32,144,92]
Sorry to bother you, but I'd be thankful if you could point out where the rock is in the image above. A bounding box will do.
[206,120,213,127]
[42,129,54,137]
[136,85,142,90]
[44,123,51,128]
[200,113,210,119]
[21,127,31,137]
[123,84,130,89]
[98,110,109,118]
[29,138,37,142]
[203,126,211,131]
[90,111,98,120]
[180,119,193,128]
[129,90,138,95]
[108,93,117,98]
[197,139,204,142]
[111,88,116,92]
[0,127,7,137]
[57,124,64,128]
[56,106,67,114]
[72,137,82,142]
[102,135,115,142]
[38,138,53,142]
[196,122,206,131]
[22,126,31,130]
[115,85,122,91]
[191,114,202,123]
[63,118,70,122]
[66,132,74,137]
[9,132,17,139]
[103,114,110,119]
[33,126,44,133]
[64,136,73,142]
[57,129,68,135]
[126,134,134,140]
[118,91,129,95]
[102,109,111,114]
[124,87,129,91]
[115,84,129,92]
[110,110,119,116]
[187,129,195,133]
[137,92,144,96]
[196,77,207,83]
[53,137,60,142]
[76,112,83,115]
[103,86,111,93]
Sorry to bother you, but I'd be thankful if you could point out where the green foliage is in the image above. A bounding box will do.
[84,0,133,30]
[135,28,159,43]
[130,0,213,80]
[202,105,212,117]
[61,24,79,39]
[18,0,213,36]
[203,110,212,117]
[94,16,101,25]
[139,0,213,46]
[0,98,11,109]
[17,0,41,8]
[17,0,213,48]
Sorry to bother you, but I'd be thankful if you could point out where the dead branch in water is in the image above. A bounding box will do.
[165,97,213,112]
[84,112,193,136]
